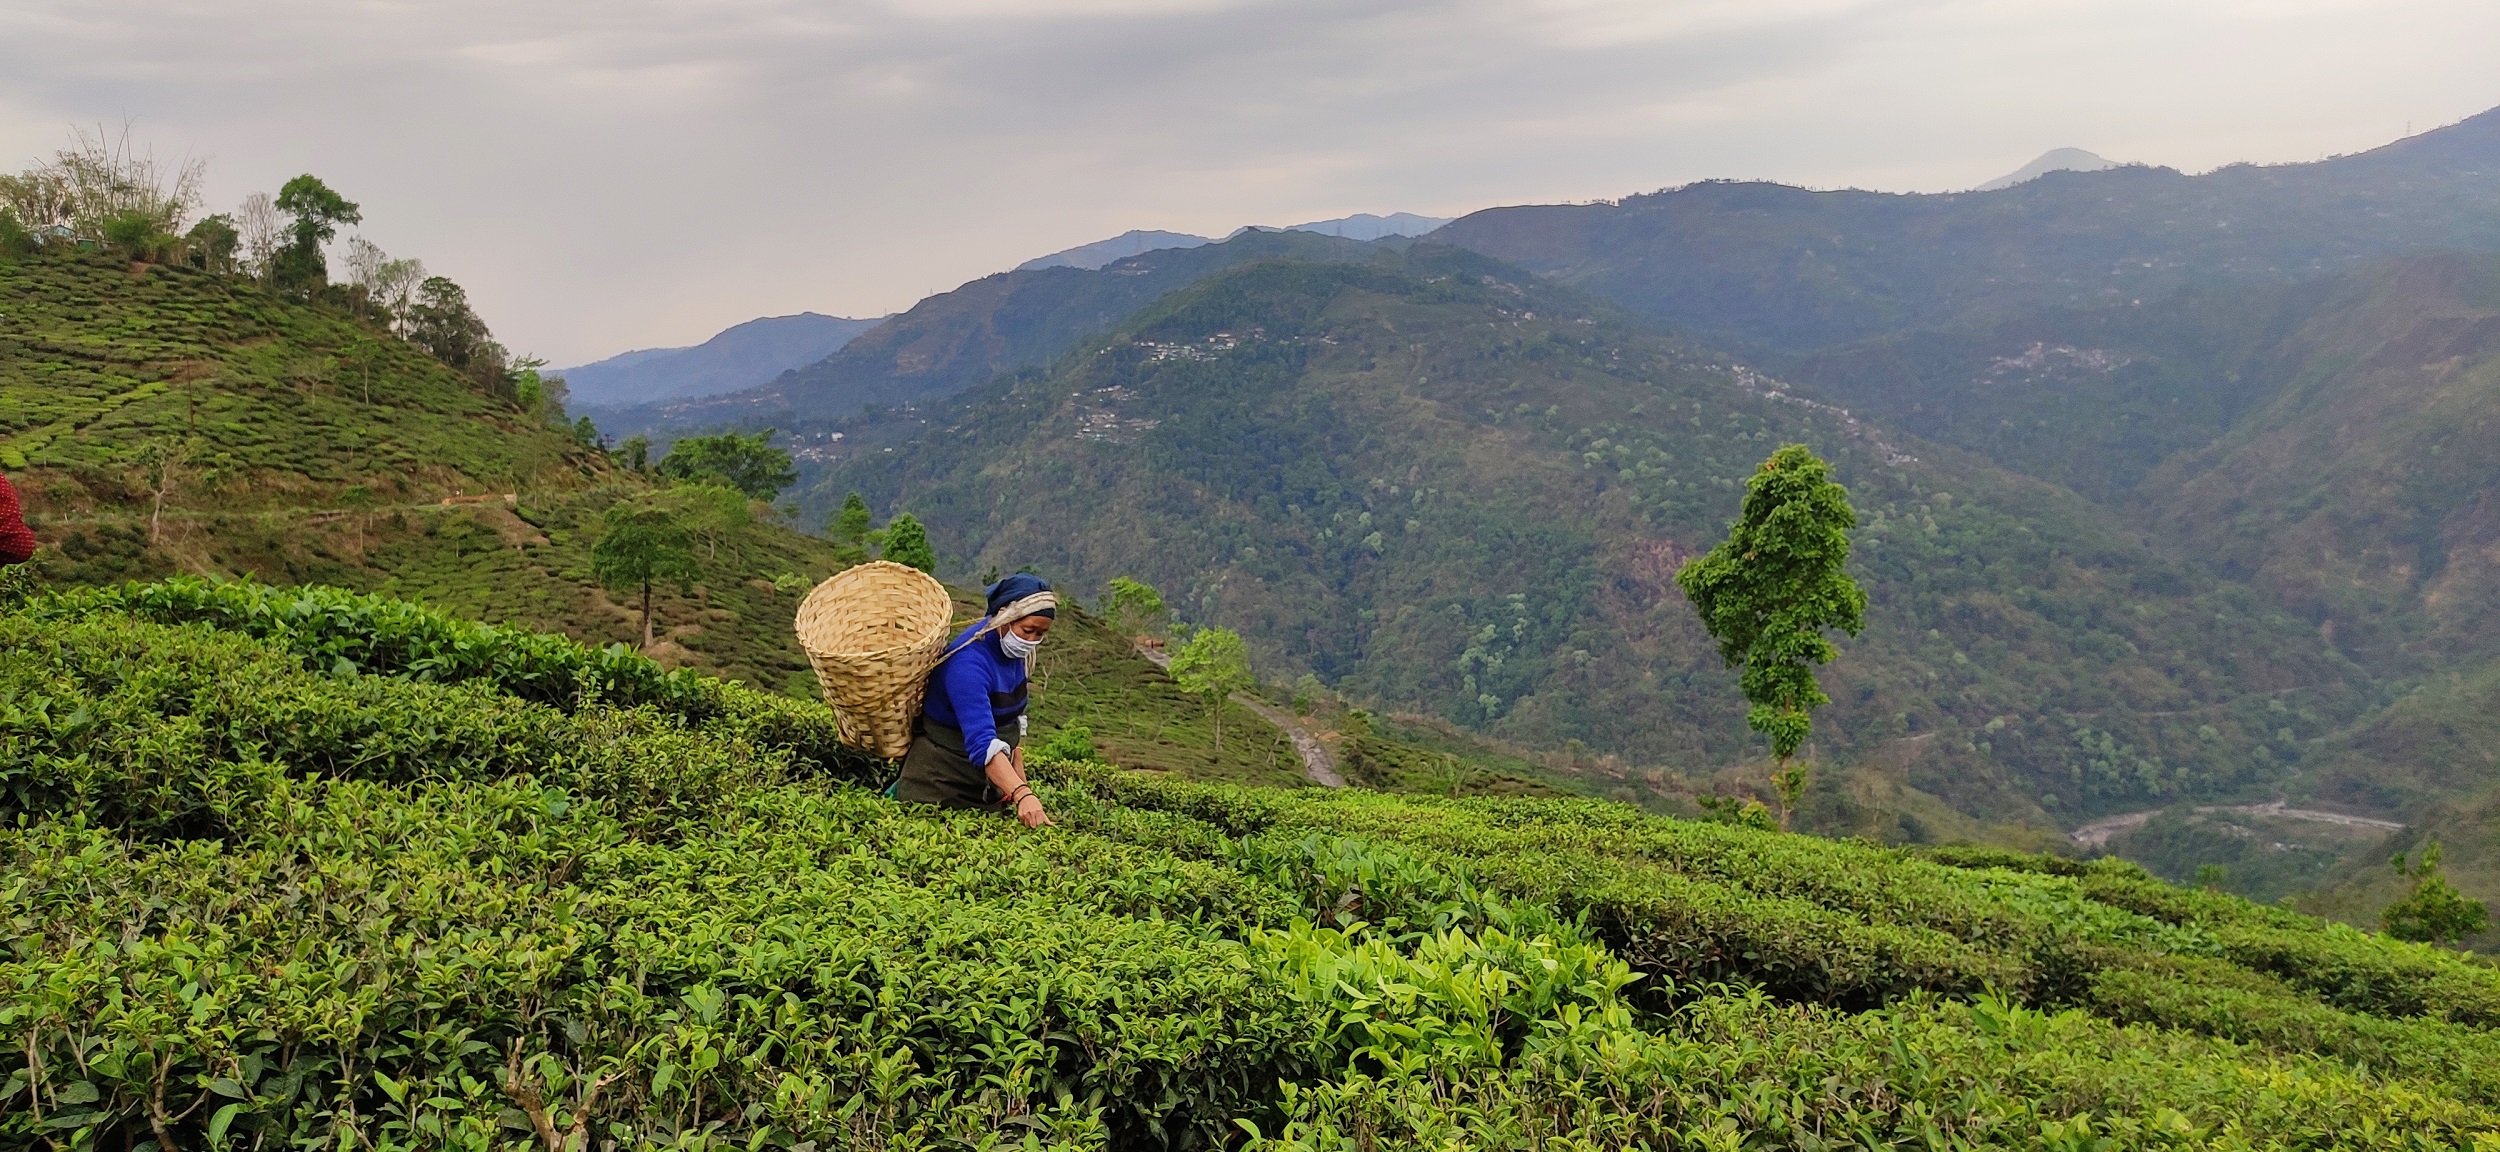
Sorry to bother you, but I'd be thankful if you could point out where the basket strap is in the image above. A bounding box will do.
[934,619,1002,668]
[932,613,1041,680]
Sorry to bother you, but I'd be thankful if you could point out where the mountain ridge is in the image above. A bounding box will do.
[562,311,885,409]
[1014,213,1450,273]
[1434,104,2500,353]
[596,229,1396,441]
[1975,147,2118,191]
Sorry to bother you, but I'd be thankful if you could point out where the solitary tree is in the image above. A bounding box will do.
[339,338,390,405]
[880,513,937,573]
[662,481,752,564]
[133,439,192,547]
[591,503,700,651]
[232,192,284,283]
[270,174,360,292]
[617,435,653,474]
[1104,576,1167,638]
[1675,444,1867,830]
[184,214,239,274]
[828,491,875,565]
[656,431,797,501]
[2384,840,2489,946]
[1170,627,1254,751]
[406,276,491,370]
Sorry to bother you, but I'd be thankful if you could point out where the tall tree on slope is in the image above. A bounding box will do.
[270,175,359,294]
[1677,444,1867,830]
[1171,627,1254,752]
[592,503,700,651]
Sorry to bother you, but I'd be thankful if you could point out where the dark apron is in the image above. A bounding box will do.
[894,718,1019,809]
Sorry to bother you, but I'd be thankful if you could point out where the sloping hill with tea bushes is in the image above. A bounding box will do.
[1435,105,2500,354]
[808,247,2376,837]
[0,244,842,691]
[5,582,2497,1149]
[0,247,594,492]
[0,244,1351,783]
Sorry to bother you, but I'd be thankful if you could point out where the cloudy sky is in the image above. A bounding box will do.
[4,1,2496,365]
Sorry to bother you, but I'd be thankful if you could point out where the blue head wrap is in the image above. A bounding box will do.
[985,573,1055,620]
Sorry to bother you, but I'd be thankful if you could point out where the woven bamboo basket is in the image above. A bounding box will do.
[794,561,956,758]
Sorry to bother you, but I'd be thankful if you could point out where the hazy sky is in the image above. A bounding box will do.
[4,1,2496,365]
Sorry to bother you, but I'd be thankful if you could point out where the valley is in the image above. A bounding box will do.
[561,107,2500,925]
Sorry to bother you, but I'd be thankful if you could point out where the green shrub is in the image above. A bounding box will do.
[25,577,884,785]
[0,613,787,838]
[1034,722,1101,762]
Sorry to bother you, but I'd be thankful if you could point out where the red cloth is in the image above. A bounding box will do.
[0,473,35,565]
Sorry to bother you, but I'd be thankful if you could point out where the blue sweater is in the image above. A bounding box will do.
[921,623,1029,763]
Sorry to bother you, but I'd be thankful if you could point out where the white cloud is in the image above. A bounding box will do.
[2,0,2494,363]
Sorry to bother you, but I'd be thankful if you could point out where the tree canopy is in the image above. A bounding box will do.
[879,513,936,573]
[1170,626,1254,750]
[590,503,700,651]
[2383,840,2490,946]
[1104,576,1167,636]
[828,491,875,565]
[270,175,359,292]
[1677,444,1866,825]
[656,431,797,502]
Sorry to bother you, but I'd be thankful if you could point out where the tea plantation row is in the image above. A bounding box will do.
[4,580,2496,1149]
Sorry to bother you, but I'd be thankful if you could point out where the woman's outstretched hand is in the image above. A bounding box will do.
[1014,792,1054,828]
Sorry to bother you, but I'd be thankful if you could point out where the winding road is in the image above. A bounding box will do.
[2069,800,2405,850]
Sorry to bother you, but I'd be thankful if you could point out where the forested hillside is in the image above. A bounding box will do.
[8,581,2496,1148]
[1435,105,2500,353]
[810,248,2376,842]
[1779,250,2500,912]
[1788,252,2500,678]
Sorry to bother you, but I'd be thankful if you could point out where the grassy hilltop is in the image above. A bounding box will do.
[5,579,2498,1148]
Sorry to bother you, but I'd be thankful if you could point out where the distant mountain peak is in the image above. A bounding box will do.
[1017,230,1215,273]
[1260,212,1452,241]
[559,312,886,409]
[1976,147,2118,191]
[1019,213,1451,274]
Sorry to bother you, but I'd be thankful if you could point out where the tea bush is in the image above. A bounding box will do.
[0,612,794,838]
[5,581,2499,1149]
[24,577,885,785]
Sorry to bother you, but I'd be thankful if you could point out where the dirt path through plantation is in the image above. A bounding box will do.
[1232,693,1348,788]
[1138,644,1345,788]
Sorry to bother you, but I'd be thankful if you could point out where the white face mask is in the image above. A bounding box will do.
[999,630,1040,660]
